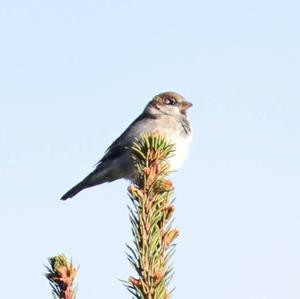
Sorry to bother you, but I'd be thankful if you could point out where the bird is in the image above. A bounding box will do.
[61,91,193,200]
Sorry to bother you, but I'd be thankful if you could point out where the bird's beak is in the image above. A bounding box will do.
[180,101,193,111]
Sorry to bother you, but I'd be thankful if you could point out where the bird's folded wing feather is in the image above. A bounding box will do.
[96,112,158,166]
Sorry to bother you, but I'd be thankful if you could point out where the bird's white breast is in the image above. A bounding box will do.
[168,132,192,171]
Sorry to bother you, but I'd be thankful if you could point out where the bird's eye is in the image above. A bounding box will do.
[165,98,176,105]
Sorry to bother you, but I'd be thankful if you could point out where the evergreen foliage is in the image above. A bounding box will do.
[45,255,78,299]
[125,133,178,299]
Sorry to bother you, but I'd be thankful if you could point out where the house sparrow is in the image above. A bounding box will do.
[61,91,192,200]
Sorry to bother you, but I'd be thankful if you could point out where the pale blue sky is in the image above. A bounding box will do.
[0,1,300,298]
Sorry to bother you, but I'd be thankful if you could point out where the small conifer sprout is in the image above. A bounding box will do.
[45,255,78,299]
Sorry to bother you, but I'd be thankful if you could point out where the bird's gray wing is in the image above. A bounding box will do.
[96,112,158,166]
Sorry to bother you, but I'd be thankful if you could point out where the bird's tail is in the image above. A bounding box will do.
[60,167,110,200]
[61,180,88,200]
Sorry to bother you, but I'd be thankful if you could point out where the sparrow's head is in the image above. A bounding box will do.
[147,91,193,117]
